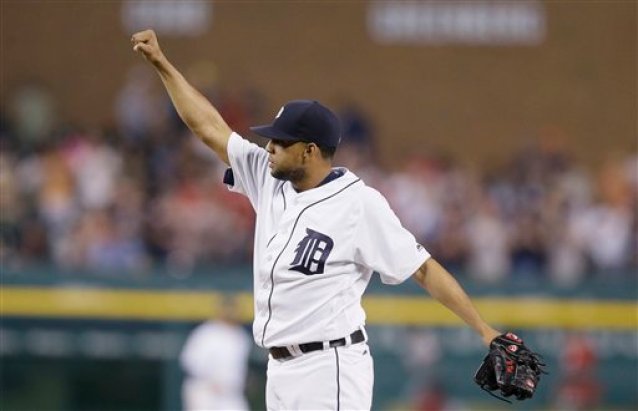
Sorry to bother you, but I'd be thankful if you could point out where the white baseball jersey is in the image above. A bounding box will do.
[226,132,430,348]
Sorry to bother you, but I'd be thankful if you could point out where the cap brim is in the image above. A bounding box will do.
[250,125,301,142]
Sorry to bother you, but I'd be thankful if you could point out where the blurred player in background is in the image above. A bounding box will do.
[179,295,251,411]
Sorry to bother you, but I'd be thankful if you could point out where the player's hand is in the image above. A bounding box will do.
[131,29,164,65]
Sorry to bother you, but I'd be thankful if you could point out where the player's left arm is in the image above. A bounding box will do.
[412,258,500,347]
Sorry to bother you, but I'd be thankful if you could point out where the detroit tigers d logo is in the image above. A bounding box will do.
[290,228,334,275]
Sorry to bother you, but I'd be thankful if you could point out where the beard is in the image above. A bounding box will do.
[271,165,306,183]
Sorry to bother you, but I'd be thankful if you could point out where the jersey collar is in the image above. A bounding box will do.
[288,168,360,203]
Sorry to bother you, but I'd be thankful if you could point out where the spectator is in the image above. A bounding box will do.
[1,85,635,285]
[7,81,56,150]
[64,132,123,210]
[553,334,603,410]
[466,195,510,283]
[115,65,164,145]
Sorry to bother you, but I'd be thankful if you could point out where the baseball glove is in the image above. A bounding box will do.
[474,332,547,403]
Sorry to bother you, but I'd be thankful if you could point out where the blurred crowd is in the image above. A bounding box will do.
[1,73,636,286]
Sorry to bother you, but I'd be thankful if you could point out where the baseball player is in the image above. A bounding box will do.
[132,29,502,410]
[180,296,251,410]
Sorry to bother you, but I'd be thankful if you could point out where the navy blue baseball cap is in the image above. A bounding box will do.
[250,100,342,149]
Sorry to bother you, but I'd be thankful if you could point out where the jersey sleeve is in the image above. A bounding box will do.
[225,132,269,210]
[353,188,431,284]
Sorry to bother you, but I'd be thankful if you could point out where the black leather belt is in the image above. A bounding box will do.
[269,329,365,360]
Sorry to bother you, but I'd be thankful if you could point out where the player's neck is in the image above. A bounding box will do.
[291,164,333,192]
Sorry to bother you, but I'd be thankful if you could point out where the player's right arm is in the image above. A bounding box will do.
[131,29,231,165]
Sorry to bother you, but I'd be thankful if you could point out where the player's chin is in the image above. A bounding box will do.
[271,166,303,182]
[270,167,286,180]
[271,169,294,182]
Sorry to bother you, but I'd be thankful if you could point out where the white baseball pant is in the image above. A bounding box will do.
[266,342,374,410]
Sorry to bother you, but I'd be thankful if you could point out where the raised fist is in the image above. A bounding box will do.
[131,29,164,65]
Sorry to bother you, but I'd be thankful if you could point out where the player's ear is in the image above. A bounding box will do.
[305,143,315,154]
[302,143,315,159]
